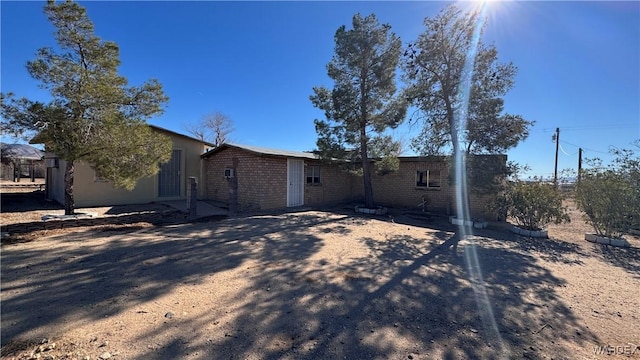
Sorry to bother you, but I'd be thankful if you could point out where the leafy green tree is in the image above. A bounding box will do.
[576,145,640,238]
[310,13,407,208]
[403,4,533,156]
[1,0,171,215]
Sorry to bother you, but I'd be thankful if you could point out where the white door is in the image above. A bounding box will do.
[287,159,304,207]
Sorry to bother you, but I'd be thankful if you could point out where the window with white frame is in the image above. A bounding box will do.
[416,169,441,188]
[306,165,321,185]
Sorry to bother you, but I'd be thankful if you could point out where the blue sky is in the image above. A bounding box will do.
[1,1,638,178]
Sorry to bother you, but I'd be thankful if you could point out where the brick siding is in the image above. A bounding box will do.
[304,161,355,207]
[205,147,271,212]
[356,156,504,219]
[367,158,453,214]
[204,148,503,219]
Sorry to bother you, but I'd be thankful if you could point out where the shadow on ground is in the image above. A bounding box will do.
[1,209,599,359]
[0,191,196,239]
[0,190,61,213]
[179,226,597,360]
[0,212,343,354]
[592,243,640,279]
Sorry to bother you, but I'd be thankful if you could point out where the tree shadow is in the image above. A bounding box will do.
[0,212,188,241]
[0,192,195,239]
[592,243,640,279]
[0,191,61,213]
[0,211,352,355]
[127,217,599,359]
[386,211,588,266]
[479,227,588,266]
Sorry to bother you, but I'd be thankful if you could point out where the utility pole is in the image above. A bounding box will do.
[578,147,583,183]
[554,127,560,187]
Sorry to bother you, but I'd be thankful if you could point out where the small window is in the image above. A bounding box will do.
[416,171,428,187]
[416,169,441,188]
[306,165,321,185]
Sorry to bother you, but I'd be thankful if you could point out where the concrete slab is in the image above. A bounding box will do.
[160,200,228,219]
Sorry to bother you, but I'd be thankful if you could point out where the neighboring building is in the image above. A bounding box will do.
[202,143,506,219]
[1,143,45,181]
[41,125,213,207]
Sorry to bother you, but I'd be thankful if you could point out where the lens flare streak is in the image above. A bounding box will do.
[454,1,507,357]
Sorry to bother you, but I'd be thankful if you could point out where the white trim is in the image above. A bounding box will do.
[287,159,304,207]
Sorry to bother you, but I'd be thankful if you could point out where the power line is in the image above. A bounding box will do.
[558,142,577,156]
[532,123,638,134]
[559,140,609,155]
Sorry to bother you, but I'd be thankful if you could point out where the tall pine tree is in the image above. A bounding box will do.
[1,0,171,214]
[311,13,406,208]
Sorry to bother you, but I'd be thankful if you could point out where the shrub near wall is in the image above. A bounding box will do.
[495,180,570,232]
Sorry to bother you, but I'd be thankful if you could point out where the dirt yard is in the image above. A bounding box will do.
[1,189,639,360]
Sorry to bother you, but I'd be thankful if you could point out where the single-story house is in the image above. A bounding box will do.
[202,143,506,219]
[201,143,357,212]
[36,125,506,219]
[41,125,213,207]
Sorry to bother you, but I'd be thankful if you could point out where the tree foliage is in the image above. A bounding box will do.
[369,135,402,176]
[402,4,533,156]
[575,145,640,238]
[0,0,171,214]
[464,154,510,193]
[310,13,407,208]
[184,111,233,147]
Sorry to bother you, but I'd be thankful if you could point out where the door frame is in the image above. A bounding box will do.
[286,158,304,207]
[158,149,183,198]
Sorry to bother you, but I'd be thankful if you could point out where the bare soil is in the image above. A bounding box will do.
[1,188,639,360]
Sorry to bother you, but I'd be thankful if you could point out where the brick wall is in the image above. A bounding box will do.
[356,156,504,219]
[304,161,355,207]
[205,149,504,219]
[206,148,233,203]
[366,158,454,214]
[205,149,287,211]
[205,149,358,212]
[258,157,287,210]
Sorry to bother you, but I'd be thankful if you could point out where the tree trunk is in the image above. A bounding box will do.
[450,109,471,221]
[64,160,75,215]
[359,59,375,209]
[360,127,375,209]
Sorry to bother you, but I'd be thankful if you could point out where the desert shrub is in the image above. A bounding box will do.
[575,147,639,238]
[495,180,570,231]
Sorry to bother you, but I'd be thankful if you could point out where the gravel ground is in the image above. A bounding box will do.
[1,190,639,360]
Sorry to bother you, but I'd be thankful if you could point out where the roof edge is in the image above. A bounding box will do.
[149,124,215,147]
[201,143,319,160]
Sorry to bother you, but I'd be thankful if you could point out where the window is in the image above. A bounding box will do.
[306,165,321,185]
[416,169,441,188]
